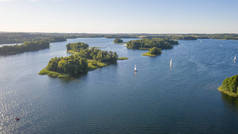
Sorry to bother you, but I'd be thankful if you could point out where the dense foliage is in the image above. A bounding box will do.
[114,38,123,43]
[0,40,49,55]
[219,75,238,97]
[126,38,178,49]
[66,42,89,51]
[46,55,88,77]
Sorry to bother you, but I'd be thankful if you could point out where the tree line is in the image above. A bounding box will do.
[0,40,50,55]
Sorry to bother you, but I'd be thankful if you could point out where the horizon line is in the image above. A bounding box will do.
[1,31,238,34]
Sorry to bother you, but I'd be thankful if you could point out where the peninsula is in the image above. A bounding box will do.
[0,40,50,56]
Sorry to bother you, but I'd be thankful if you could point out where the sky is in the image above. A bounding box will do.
[0,0,237,33]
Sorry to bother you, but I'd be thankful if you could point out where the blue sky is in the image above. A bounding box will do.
[0,0,237,33]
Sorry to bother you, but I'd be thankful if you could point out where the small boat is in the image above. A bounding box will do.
[170,58,173,68]
[134,65,137,72]
[15,117,20,121]
[234,56,237,63]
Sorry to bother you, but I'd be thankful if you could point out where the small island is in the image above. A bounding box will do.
[126,38,178,57]
[218,75,238,97]
[114,38,123,43]
[126,38,178,50]
[142,47,161,56]
[0,40,50,56]
[39,42,118,79]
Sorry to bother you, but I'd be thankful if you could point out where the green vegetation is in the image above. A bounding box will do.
[218,75,238,97]
[118,57,128,60]
[0,40,49,55]
[143,47,162,56]
[126,38,178,50]
[40,42,118,79]
[114,38,123,43]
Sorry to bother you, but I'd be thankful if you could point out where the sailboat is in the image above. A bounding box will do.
[170,58,173,68]
[134,65,137,72]
[234,56,237,63]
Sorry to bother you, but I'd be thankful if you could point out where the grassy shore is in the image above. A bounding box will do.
[39,68,71,79]
[118,57,128,60]
[142,52,157,57]
[39,60,108,79]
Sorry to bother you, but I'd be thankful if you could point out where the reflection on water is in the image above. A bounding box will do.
[221,93,238,111]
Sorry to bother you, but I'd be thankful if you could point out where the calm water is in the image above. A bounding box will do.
[1,38,238,134]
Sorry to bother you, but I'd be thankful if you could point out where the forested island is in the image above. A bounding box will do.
[114,38,123,43]
[218,75,238,97]
[0,40,50,55]
[39,42,118,79]
[126,38,178,49]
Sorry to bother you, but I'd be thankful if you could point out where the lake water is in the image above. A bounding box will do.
[1,38,238,134]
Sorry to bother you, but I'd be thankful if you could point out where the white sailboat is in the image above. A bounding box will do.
[170,58,173,68]
[234,56,237,63]
[134,65,137,72]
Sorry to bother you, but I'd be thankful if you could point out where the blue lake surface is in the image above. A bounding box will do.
[1,38,238,134]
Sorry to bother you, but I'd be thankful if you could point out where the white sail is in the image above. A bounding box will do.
[234,56,237,63]
[170,58,173,68]
[134,65,137,72]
